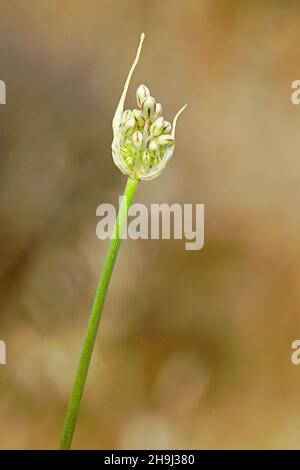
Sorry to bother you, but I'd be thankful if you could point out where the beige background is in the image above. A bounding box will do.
[0,0,300,449]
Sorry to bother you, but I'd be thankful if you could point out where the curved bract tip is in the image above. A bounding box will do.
[112,33,146,134]
[172,104,187,138]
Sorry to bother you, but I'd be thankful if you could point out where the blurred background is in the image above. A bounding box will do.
[0,0,300,450]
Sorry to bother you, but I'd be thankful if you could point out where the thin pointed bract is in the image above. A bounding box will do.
[112,33,145,136]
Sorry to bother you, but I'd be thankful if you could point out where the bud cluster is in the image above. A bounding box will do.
[112,33,186,181]
[118,84,175,176]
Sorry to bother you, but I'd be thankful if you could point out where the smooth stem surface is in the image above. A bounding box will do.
[59,177,140,450]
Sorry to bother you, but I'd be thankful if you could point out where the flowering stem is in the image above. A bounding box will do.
[59,176,140,450]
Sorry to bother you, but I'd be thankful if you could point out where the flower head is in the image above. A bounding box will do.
[112,34,187,181]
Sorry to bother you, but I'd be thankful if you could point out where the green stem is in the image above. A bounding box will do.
[59,176,140,450]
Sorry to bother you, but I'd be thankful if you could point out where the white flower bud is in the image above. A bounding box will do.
[125,156,134,168]
[154,102,162,119]
[157,134,174,146]
[142,96,156,119]
[122,117,136,135]
[122,109,133,122]
[132,130,143,149]
[150,117,164,136]
[149,140,161,158]
[136,84,150,108]
[161,121,172,134]
[142,150,151,165]
[133,108,145,128]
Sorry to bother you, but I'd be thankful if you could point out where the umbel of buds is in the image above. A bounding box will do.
[112,34,187,181]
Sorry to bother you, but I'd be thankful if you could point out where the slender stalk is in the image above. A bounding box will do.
[59,176,140,450]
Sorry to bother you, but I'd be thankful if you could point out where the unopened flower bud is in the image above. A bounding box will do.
[161,121,172,134]
[122,117,135,135]
[142,150,151,165]
[133,108,145,128]
[136,84,150,108]
[122,109,133,122]
[149,140,161,158]
[125,156,134,168]
[150,116,164,136]
[132,130,143,149]
[142,96,156,119]
[157,134,174,146]
[154,102,162,119]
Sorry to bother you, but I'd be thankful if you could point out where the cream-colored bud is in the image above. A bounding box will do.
[150,116,164,136]
[122,109,133,122]
[133,108,145,128]
[142,150,151,165]
[122,117,136,135]
[154,102,162,119]
[136,84,150,108]
[132,130,143,149]
[125,156,134,168]
[161,121,172,134]
[142,96,156,119]
[149,140,160,158]
[157,134,174,146]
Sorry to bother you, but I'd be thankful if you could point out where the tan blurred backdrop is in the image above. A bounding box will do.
[0,0,300,450]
